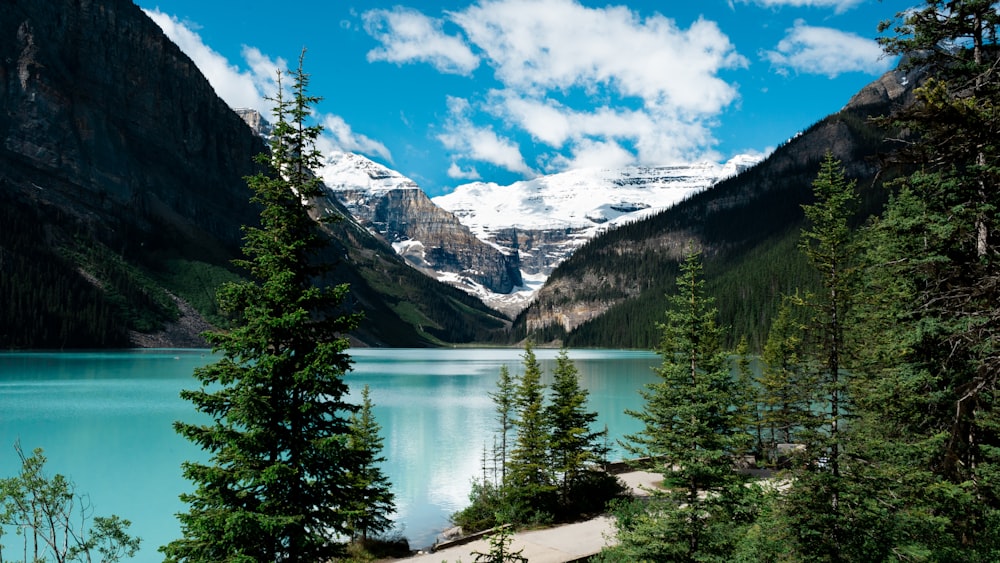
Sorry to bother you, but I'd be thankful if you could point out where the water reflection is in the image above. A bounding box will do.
[0,348,659,557]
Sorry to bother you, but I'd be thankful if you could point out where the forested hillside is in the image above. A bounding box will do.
[513,63,917,350]
[0,0,507,349]
[601,2,1000,558]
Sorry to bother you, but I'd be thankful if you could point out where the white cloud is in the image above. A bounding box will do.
[447,162,482,180]
[763,20,892,77]
[548,139,636,171]
[364,0,747,174]
[438,97,534,176]
[364,7,479,75]
[145,9,393,163]
[451,1,745,112]
[739,0,864,14]
[144,9,278,114]
[318,115,392,163]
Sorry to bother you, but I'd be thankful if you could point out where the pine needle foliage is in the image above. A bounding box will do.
[616,245,753,561]
[161,52,367,563]
[346,385,395,543]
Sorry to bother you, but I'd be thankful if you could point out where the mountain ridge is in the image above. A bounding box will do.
[0,0,507,349]
[315,149,761,315]
[513,63,921,349]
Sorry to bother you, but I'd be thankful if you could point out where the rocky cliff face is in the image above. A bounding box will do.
[1,0,265,250]
[433,157,761,314]
[0,0,508,348]
[318,152,523,295]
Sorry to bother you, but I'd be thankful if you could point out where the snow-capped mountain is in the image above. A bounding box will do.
[317,152,523,296]
[431,155,761,313]
[314,148,760,315]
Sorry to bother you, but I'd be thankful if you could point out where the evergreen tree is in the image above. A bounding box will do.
[545,349,611,515]
[614,246,749,561]
[161,53,365,563]
[732,336,759,464]
[506,342,556,523]
[850,1,1000,556]
[489,364,517,487]
[757,295,810,461]
[778,152,862,561]
[346,385,395,543]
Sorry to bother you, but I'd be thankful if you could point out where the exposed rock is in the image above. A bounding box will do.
[0,0,508,348]
[1,0,265,252]
[319,152,523,295]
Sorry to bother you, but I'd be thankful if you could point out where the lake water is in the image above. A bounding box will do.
[0,348,659,561]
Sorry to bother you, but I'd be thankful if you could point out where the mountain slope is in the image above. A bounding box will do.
[0,0,506,349]
[514,65,919,349]
[317,151,523,295]
[431,155,761,314]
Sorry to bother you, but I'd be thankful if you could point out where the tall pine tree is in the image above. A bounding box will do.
[506,342,556,524]
[613,246,750,561]
[346,385,395,543]
[779,152,865,561]
[852,1,1000,557]
[161,53,366,563]
[545,349,613,516]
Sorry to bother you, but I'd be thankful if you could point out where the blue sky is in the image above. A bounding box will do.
[136,0,912,197]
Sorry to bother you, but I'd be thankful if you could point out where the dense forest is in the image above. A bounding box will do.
[595,1,1000,560]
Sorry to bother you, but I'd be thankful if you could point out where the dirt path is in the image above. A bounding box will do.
[396,471,660,563]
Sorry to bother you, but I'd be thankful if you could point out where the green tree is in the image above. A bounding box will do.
[472,522,527,563]
[161,53,365,563]
[614,246,750,561]
[489,364,517,487]
[545,349,613,515]
[776,152,862,561]
[851,1,1000,557]
[346,385,395,543]
[757,295,810,462]
[0,444,141,563]
[505,342,555,524]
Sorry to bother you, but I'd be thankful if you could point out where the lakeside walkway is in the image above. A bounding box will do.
[396,471,661,563]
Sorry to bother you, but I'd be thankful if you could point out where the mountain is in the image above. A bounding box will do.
[432,155,761,313]
[0,0,506,349]
[317,152,523,295]
[316,152,760,317]
[512,64,920,349]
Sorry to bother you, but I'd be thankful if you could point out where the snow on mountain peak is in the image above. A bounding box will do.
[318,151,419,192]
[432,156,760,240]
[317,151,762,315]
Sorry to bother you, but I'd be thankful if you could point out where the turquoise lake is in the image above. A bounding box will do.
[0,348,660,561]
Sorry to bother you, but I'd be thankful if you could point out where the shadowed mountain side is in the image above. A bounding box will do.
[512,64,920,350]
[0,0,506,349]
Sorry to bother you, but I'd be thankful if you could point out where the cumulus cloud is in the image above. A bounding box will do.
[145,9,392,162]
[447,162,482,180]
[364,7,479,75]
[318,115,392,162]
[144,9,278,114]
[763,20,892,77]
[737,0,863,13]
[364,0,746,175]
[438,97,534,176]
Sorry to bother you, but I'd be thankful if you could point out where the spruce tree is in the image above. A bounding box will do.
[545,349,611,515]
[505,342,555,523]
[758,295,810,460]
[780,152,864,561]
[161,53,365,563]
[489,364,517,486]
[346,385,395,543]
[615,246,749,561]
[854,1,1000,556]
